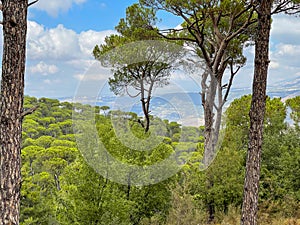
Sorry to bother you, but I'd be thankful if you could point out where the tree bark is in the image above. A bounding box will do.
[201,71,223,169]
[141,97,150,133]
[0,1,28,224]
[201,71,226,223]
[241,1,272,225]
[140,79,153,133]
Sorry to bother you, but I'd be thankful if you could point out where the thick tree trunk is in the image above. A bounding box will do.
[0,1,28,224]
[241,1,272,225]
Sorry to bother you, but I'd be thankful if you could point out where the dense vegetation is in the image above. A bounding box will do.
[20,95,300,225]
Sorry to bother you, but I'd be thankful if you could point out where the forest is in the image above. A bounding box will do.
[19,95,300,225]
[1,1,300,225]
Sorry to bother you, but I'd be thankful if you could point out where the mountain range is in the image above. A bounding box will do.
[60,76,300,126]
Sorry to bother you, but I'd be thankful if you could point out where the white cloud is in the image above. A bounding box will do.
[27,22,81,60]
[269,61,280,69]
[74,72,109,81]
[27,21,115,63]
[28,61,59,75]
[79,30,116,57]
[67,59,95,70]
[22,20,115,97]
[73,61,111,81]
[31,0,87,17]
[74,74,85,81]
[43,79,61,84]
[230,15,300,88]
[271,14,300,45]
[27,20,44,37]
[270,42,300,71]
[277,44,300,56]
[14,15,300,98]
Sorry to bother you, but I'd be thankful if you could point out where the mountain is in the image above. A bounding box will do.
[59,77,300,126]
[269,76,300,101]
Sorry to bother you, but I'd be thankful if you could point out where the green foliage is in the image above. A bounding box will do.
[224,95,286,138]
[93,3,185,132]
[115,3,158,41]
[21,96,198,224]
[93,4,158,58]
[224,94,299,220]
[140,0,257,67]
[58,158,134,225]
[286,96,300,127]
[164,183,207,225]
[260,128,300,217]
[20,95,300,224]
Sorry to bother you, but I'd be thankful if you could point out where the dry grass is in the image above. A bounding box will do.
[141,202,300,225]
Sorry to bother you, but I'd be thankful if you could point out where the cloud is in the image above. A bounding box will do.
[27,22,80,60]
[31,0,87,17]
[73,61,112,81]
[43,79,61,84]
[10,14,300,98]
[266,41,300,85]
[277,44,300,56]
[22,20,115,98]
[79,30,116,57]
[269,61,280,69]
[74,74,85,81]
[27,21,115,62]
[271,14,300,45]
[229,14,300,88]
[67,59,95,70]
[28,61,59,75]
[270,42,300,70]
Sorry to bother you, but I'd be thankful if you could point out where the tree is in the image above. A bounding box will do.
[260,126,300,218]
[224,95,286,141]
[93,4,184,132]
[241,1,300,225]
[0,1,38,224]
[20,144,78,224]
[137,1,257,222]
[140,0,257,167]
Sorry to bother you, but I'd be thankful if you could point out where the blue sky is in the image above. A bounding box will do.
[1,0,300,99]
[29,0,181,32]
[29,0,139,32]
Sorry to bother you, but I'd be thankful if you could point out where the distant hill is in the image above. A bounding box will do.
[59,78,300,126]
[269,76,300,101]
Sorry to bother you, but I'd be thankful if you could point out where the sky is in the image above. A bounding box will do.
[0,0,300,99]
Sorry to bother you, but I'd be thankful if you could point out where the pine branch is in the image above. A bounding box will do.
[19,105,39,119]
[28,0,39,8]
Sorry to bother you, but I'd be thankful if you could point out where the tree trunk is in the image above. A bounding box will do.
[141,97,150,133]
[206,175,215,223]
[201,72,224,223]
[241,1,272,225]
[0,1,28,224]
[201,72,223,169]
[140,80,153,133]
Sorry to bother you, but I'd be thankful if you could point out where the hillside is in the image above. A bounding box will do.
[19,95,300,225]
